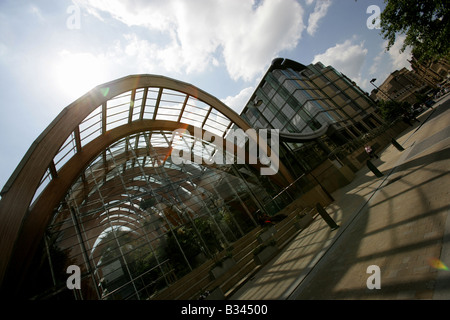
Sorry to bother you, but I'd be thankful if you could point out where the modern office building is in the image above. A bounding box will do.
[241,58,384,176]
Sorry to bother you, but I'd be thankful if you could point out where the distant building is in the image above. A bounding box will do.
[370,67,427,104]
[409,54,450,88]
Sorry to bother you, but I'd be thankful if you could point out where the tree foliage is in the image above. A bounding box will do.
[379,0,450,62]
[377,99,410,122]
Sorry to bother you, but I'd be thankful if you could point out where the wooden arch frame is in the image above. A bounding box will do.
[0,74,294,294]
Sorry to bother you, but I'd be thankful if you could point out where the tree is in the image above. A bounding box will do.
[379,0,449,62]
[377,99,410,122]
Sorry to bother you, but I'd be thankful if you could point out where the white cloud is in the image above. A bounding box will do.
[29,5,45,22]
[369,50,383,75]
[221,0,305,82]
[121,33,184,74]
[386,34,412,71]
[75,0,305,82]
[307,0,332,36]
[221,86,255,114]
[367,34,413,90]
[312,38,368,85]
[0,42,6,58]
[74,0,175,31]
[368,35,412,76]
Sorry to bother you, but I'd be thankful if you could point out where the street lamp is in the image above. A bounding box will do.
[370,78,396,102]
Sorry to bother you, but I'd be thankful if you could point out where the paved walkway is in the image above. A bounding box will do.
[231,94,450,300]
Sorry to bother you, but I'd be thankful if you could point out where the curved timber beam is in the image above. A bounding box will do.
[0,74,295,294]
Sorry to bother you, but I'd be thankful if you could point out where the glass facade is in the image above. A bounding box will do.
[242,60,378,136]
[9,78,297,300]
[24,131,291,300]
[243,66,338,135]
[241,58,382,176]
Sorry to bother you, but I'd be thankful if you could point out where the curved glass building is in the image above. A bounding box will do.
[0,75,298,300]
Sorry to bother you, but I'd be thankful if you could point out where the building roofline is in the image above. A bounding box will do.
[243,58,308,113]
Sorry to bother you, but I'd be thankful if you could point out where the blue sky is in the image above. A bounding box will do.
[0,0,413,191]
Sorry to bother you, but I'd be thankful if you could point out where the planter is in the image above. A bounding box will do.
[257,226,275,244]
[254,245,277,265]
[295,213,313,230]
[210,257,236,280]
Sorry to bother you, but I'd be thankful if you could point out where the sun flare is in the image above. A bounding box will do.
[52,50,107,99]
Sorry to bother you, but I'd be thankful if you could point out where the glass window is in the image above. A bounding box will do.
[276,85,291,102]
[271,115,284,129]
[259,116,270,128]
[344,87,359,100]
[262,82,275,99]
[292,114,305,131]
[241,112,251,124]
[293,90,309,105]
[266,72,281,91]
[285,80,297,94]
[262,106,275,122]
[285,123,297,133]
[265,102,278,116]
[302,69,314,77]
[271,92,285,109]
[348,102,360,112]
[304,89,317,98]
[281,104,295,119]
[273,69,287,82]
[286,96,300,112]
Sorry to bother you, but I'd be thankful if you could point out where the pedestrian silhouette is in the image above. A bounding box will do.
[365,144,378,159]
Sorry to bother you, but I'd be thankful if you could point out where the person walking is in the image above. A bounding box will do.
[365,144,378,159]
